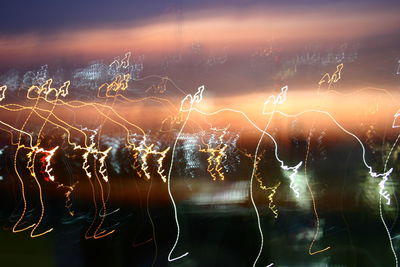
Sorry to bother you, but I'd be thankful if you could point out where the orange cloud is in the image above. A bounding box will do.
[0,4,399,65]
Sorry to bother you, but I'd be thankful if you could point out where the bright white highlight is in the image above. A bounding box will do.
[167,85,205,262]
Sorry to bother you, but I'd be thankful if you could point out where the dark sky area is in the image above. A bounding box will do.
[1,0,399,35]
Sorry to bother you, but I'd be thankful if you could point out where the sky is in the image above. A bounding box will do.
[1,1,399,33]
[0,0,399,95]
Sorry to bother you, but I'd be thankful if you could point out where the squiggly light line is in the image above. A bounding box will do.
[199,129,228,181]
[0,85,7,101]
[167,85,204,262]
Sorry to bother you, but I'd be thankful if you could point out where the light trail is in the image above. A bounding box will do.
[0,50,399,267]
[167,85,204,262]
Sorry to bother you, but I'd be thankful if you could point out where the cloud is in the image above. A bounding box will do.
[0,3,399,66]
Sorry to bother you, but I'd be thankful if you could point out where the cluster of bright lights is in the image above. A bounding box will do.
[0,55,398,267]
